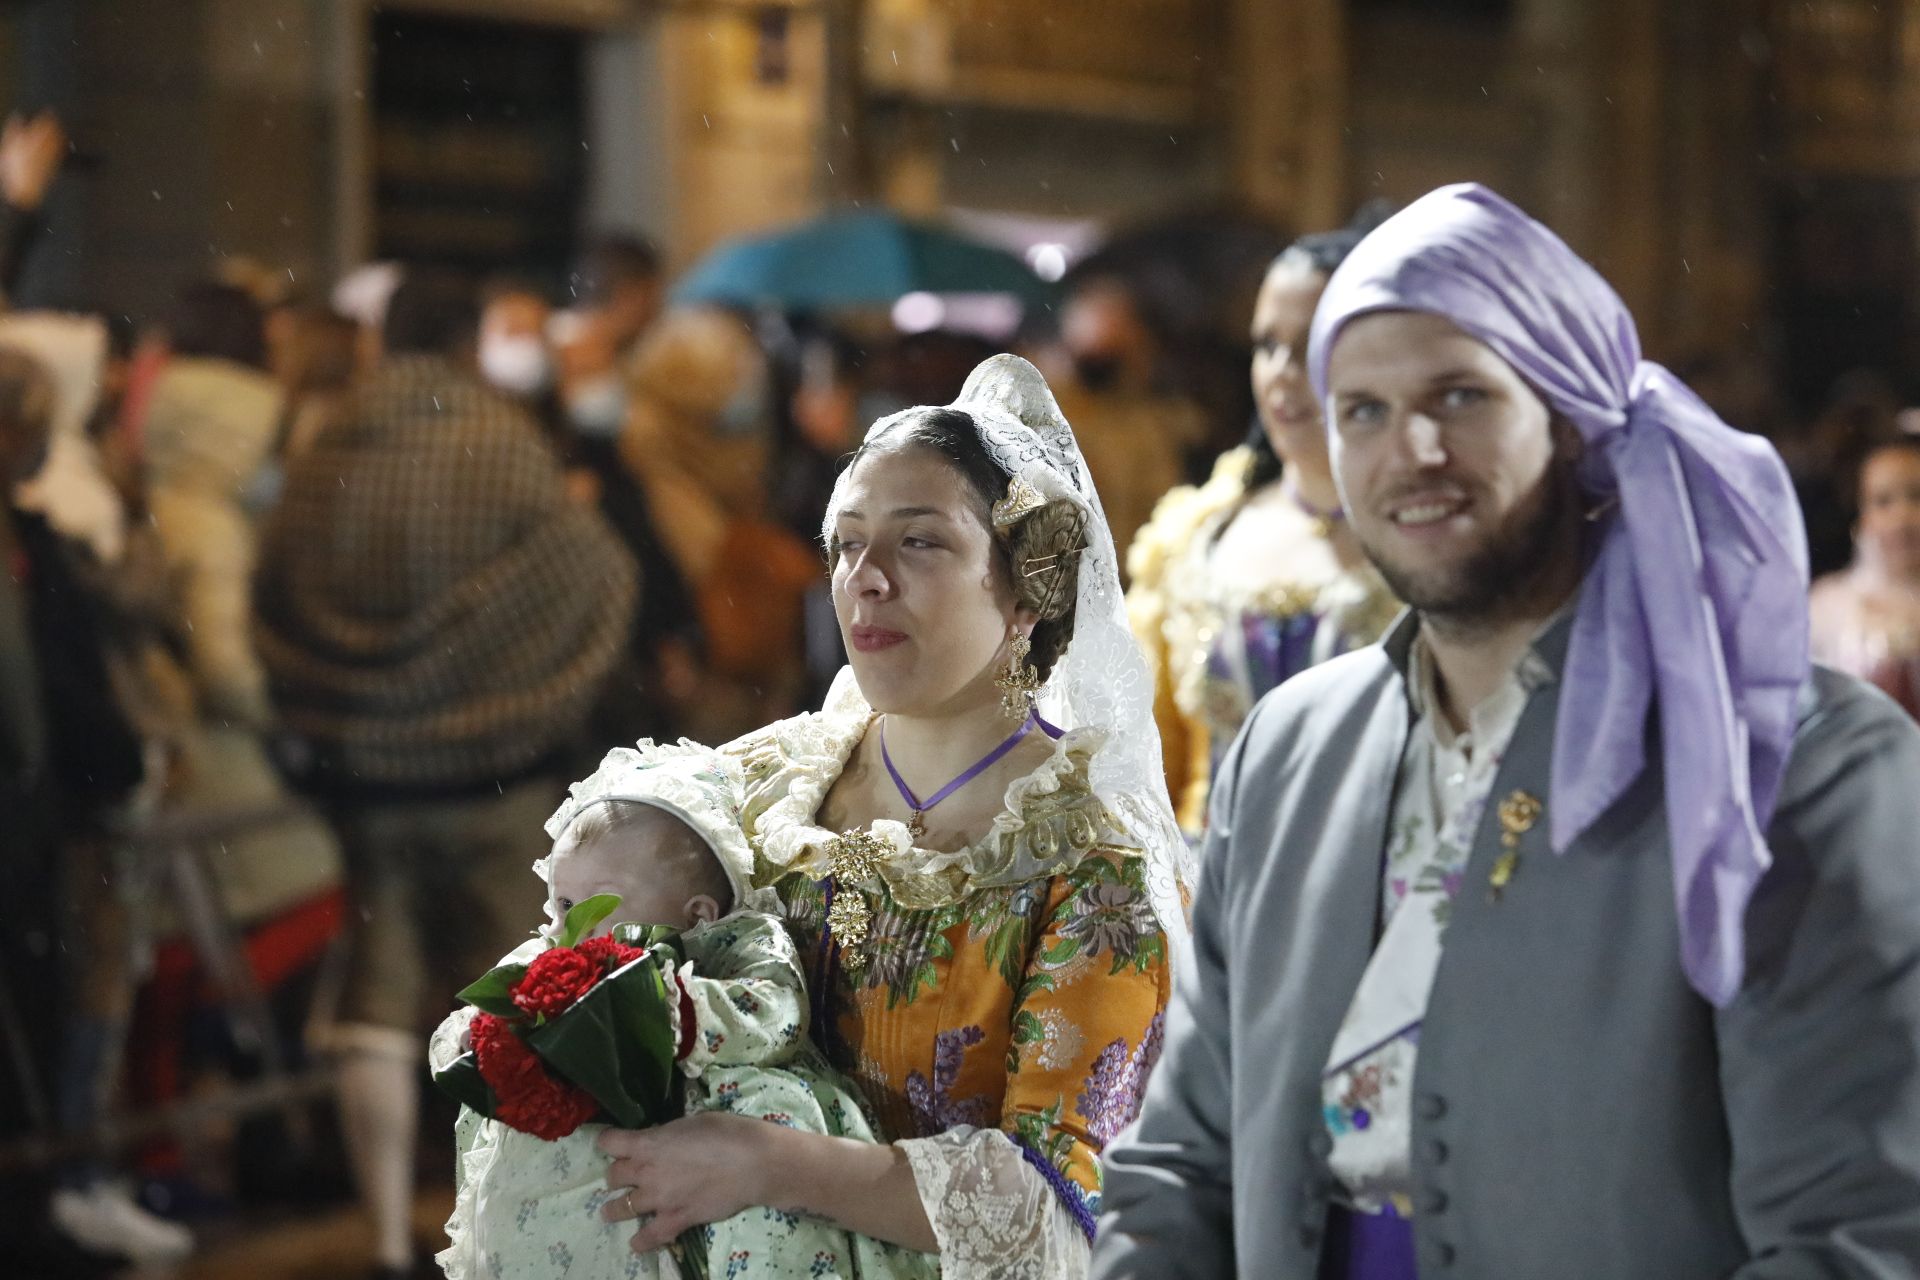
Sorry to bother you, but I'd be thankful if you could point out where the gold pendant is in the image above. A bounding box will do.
[907,810,925,841]
[825,890,872,972]
[824,829,890,969]
[1490,790,1542,902]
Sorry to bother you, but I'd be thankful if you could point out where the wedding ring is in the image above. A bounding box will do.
[624,1189,637,1219]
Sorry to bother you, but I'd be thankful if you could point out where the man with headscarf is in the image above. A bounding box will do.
[1092,184,1920,1278]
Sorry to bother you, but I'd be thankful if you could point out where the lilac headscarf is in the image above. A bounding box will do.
[1307,184,1809,1008]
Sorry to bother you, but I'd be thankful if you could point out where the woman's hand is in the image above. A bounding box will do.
[598,1113,777,1253]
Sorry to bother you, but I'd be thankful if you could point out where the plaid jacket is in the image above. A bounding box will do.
[255,355,636,791]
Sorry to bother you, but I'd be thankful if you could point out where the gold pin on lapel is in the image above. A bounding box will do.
[1490,791,1542,902]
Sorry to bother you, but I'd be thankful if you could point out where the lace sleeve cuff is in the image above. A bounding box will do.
[898,1126,1092,1280]
[427,1005,479,1076]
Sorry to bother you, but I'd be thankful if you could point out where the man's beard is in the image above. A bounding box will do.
[1359,469,1579,628]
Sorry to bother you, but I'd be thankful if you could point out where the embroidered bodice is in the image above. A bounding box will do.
[722,678,1173,1278]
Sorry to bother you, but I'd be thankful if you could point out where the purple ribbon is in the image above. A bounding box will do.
[880,709,1064,827]
[1308,184,1810,1007]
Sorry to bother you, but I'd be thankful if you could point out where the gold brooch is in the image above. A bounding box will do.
[992,475,1047,528]
[1489,790,1542,902]
[824,829,889,971]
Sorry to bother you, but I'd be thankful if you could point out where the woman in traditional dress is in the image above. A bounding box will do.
[596,355,1189,1279]
[1810,434,1920,719]
[1127,223,1402,836]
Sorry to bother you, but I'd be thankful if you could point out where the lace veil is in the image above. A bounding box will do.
[823,354,1194,958]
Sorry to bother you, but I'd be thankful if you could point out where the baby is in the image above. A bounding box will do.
[432,741,935,1280]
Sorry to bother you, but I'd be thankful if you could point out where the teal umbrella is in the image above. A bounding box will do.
[671,209,1053,308]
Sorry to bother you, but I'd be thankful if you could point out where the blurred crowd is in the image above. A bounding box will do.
[6,97,1920,1279]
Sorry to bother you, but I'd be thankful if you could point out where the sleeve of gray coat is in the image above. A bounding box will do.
[1719,673,1920,1277]
[1090,718,1248,1278]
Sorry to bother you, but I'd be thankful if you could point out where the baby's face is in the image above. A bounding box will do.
[544,816,702,939]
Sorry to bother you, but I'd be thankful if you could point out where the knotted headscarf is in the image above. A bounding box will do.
[1308,183,1810,1007]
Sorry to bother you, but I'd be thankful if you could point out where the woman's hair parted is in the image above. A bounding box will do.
[828,406,1084,678]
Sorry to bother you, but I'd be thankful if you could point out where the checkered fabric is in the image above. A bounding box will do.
[255,355,636,789]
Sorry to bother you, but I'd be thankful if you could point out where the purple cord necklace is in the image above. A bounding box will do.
[880,709,1063,840]
[1283,476,1345,539]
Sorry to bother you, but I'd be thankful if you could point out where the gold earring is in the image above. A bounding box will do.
[996,632,1041,718]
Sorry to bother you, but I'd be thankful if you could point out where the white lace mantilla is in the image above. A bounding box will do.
[815,354,1193,961]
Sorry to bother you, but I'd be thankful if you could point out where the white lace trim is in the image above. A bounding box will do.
[732,669,1126,902]
[899,1127,1090,1280]
[438,1108,497,1280]
[427,1005,480,1076]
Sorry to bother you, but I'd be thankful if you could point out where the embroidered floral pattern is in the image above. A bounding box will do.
[906,1025,993,1133]
[1028,1008,1085,1072]
[1323,1058,1396,1137]
[1034,856,1166,980]
[1060,881,1157,966]
[859,902,956,1006]
[1074,1013,1165,1146]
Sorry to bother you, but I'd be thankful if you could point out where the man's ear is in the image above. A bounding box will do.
[1551,414,1586,464]
[684,894,723,927]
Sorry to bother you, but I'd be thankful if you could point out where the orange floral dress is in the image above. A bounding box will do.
[727,677,1172,1278]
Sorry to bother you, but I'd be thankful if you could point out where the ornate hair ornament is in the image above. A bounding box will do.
[1021,547,1085,579]
[992,474,1048,528]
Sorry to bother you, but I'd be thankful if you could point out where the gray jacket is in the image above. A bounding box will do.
[1093,613,1920,1278]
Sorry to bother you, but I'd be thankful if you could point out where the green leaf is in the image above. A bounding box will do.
[559,893,623,949]
[1007,1009,1046,1073]
[431,1052,498,1115]
[456,963,530,1019]
[1040,936,1082,967]
[985,915,1032,992]
[612,921,686,957]
[1015,972,1057,1005]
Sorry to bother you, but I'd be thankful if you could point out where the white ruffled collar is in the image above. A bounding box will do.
[741,668,1120,892]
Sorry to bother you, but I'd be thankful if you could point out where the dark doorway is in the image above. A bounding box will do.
[1774,180,1918,415]
[371,10,587,287]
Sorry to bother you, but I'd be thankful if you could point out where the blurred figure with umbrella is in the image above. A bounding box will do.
[671,208,1052,311]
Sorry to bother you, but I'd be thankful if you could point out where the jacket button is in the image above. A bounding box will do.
[1421,1188,1449,1214]
[1416,1092,1447,1120]
[1299,1176,1332,1204]
[1306,1129,1333,1158]
[1431,1242,1457,1267]
[1423,1139,1449,1165]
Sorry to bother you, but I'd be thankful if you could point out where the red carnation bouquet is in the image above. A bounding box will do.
[433,894,688,1141]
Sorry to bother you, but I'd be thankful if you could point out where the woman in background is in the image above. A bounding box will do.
[1811,433,1920,719]
[1127,218,1400,835]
